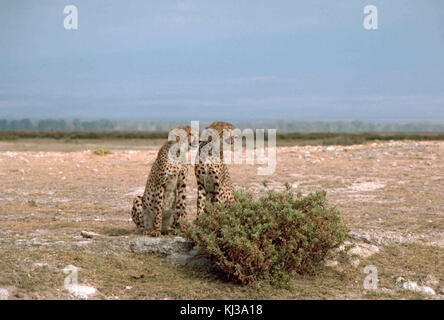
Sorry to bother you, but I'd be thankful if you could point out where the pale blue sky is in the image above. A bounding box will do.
[1,0,443,122]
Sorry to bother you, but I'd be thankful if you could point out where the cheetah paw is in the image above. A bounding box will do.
[149,230,161,237]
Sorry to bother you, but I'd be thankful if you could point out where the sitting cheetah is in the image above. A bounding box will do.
[195,121,237,215]
[131,126,196,236]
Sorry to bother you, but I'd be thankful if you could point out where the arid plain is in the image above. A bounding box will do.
[0,140,442,299]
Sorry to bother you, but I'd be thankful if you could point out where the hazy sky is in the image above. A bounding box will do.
[1,0,443,122]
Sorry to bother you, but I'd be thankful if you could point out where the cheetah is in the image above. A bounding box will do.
[131,126,196,236]
[195,121,237,215]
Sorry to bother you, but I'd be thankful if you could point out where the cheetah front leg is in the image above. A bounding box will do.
[173,169,187,229]
[149,187,165,237]
[131,196,144,229]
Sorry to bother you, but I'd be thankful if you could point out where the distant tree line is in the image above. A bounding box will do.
[236,120,444,132]
[0,119,443,132]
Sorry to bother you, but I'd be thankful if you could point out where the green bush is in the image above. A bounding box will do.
[186,188,347,287]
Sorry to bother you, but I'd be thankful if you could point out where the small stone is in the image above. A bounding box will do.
[350,259,360,268]
[0,288,9,300]
[33,262,49,268]
[80,231,99,239]
[125,286,132,290]
[395,276,405,285]
[325,260,339,267]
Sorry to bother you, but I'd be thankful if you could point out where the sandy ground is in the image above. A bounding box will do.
[0,140,443,299]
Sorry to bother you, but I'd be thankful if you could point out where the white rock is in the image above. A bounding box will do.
[66,284,97,299]
[399,280,436,296]
[125,286,132,290]
[420,286,436,296]
[33,262,49,268]
[396,276,405,285]
[350,259,360,268]
[0,288,9,300]
[325,260,339,267]
[349,243,379,258]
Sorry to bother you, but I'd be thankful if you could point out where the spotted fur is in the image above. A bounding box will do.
[131,126,195,236]
[195,121,236,215]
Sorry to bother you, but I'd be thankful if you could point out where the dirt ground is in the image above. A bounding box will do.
[0,140,443,299]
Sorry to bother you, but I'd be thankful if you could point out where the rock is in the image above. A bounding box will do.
[65,284,97,299]
[130,236,194,255]
[350,259,360,268]
[33,262,49,268]
[325,260,339,267]
[130,237,212,267]
[396,278,436,296]
[348,242,379,258]
[348,231,376,244]
[324,259,344,272]
[125,286,132,290]
[395,276,405,285]
[420,286,436,296]
[0,288,9,300]
[80,231,100,239]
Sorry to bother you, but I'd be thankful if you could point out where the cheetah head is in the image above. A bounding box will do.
[171,125,198,146]
[205,121,236,144]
